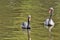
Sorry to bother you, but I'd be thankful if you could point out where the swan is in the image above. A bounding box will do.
[21,15,31,29]
[44,7,55,32]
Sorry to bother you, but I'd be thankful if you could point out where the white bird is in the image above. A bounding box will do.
[21,15,31,29]
[44,7,55,32]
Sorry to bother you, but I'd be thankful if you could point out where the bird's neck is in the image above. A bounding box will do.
[27,18,30,27]
[49,13,52,20]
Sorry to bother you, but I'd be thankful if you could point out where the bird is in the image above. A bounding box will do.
[44,7,55,32]
[21,15,31,30]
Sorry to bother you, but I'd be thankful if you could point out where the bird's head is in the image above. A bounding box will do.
[49,7,54,14]
[28,15,31,21]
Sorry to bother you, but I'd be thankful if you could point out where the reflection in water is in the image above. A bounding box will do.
[22,29,31,40]
[49,31,54,40]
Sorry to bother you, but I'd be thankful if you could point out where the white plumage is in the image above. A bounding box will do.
[21,22,28,29]
[44,18,54,26]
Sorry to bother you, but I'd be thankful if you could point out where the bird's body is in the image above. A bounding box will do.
[44,18,54,27]
[21,22,30,29]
